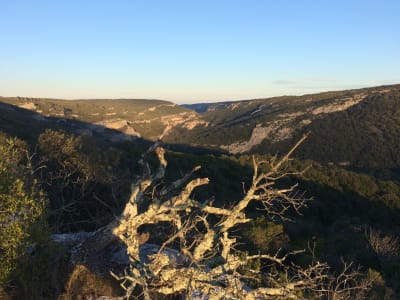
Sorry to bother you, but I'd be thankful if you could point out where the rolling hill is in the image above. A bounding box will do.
[168,84,400,173]
[2,84,400,173]
[0,96,202,142]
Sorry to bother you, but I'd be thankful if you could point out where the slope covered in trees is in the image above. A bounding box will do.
[0,127,398,298]
[0,85,399,298]
[253,87,400,172]
[170,85,400,172]
[3,84,400,173]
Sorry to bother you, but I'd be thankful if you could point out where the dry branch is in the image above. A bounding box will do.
[55,135,371,299]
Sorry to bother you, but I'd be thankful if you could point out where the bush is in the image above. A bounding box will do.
[37,129,124,232]
[0,134,47,287]
[243,216,289,253]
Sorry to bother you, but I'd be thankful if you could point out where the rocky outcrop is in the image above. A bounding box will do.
[221,125,274,154]
[18,102,37,110]
[311,93,367,115]
[94,119,141,139]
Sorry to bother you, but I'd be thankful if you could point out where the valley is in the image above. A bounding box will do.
[1,84,400,299]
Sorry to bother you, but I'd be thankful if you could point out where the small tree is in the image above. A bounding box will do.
[365,227,400,265]
[0,135,46,286]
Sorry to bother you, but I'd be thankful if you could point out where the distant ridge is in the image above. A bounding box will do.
[2,84,400,171]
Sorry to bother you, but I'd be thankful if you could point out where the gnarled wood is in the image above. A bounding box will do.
[54,136,371,299]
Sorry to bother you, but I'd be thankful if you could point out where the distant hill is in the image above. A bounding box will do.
[2,84,400,172]
[257,88,400,171]
[182,101,236,113]
[0,97,200,142]
[168,84,400,172]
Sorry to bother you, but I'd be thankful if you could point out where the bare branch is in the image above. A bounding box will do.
[60,134,371,299]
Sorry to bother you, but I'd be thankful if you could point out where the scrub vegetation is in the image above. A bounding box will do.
[0,85,399,299]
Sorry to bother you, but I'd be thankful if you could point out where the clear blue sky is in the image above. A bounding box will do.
[1,1,399,103]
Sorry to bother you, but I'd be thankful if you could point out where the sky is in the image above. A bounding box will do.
[0,1,399,103]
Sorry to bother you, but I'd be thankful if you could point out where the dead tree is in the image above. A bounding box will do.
[53,135,371,299]
[365,226,400,265]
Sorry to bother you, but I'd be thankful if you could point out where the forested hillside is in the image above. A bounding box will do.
[172,85,400,169]
[253,88,400,172]
[1,85,400,298]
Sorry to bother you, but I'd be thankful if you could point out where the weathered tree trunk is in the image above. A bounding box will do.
[53,136,371,299]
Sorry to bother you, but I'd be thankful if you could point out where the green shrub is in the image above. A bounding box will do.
[243,216,289,252]
[0,134,47,287]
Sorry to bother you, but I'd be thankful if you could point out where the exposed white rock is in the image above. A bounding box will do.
[131,120,151,124]
[274,126,292,141]
[160,112,207,134]
[229,103,240,110]
[221,125,274,154]
[139,103,177,115]
[51,232,95,245]
[300,119,312,125]
[220,92,372,154]
[182,120,209,130]
[220,110,305,153]
[277,112,304,119]
[96,119,130,130]
[311,93,367,115]
[250,104,266,116]
[18,102,37,110]
[95,119,141,138]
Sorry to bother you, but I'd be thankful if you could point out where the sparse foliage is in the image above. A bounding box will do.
[37,129,124,232]
[365,227,400,265]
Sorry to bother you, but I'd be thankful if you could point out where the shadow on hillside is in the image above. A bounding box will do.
[0,100,256,297]
[2,99,399,228]
[0,100,225,155]
[286,177,400,271]
[0,100,253,220]
[4,100,400,298]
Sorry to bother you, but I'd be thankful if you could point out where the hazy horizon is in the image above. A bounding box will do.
[1,1,399,103]
[2,82,399,105]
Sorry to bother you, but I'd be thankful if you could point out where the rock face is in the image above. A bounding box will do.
[310,93,368,115]
[218,93,374,154]
[18,102,37,110]
[95,119,142,140]
[221,125,274,154]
